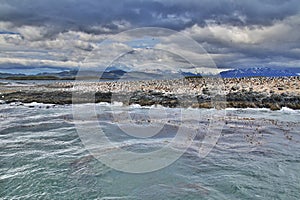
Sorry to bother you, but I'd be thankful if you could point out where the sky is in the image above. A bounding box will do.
[0,0,300,74]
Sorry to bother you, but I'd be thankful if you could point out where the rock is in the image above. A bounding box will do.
[170,100,178,105]
[269,103,281,111]
[231,85,240,91]
[150,91,163,95]
[202,88,210,95]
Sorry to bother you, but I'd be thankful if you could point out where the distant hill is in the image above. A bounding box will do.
[0,72,28,79]
[181,71,202,78]
[39,69,127,80]
[220,67,299,78]
[0,69,128,80]
[0,69,175,81]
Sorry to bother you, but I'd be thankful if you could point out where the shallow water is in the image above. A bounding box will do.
[0,103,299,199]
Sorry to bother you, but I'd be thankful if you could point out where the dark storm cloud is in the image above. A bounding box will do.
[1,0,299,33]
[0,0,300,69]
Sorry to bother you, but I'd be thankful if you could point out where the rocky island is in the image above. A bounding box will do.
[0,76,299,110]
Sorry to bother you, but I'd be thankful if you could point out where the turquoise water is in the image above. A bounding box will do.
[0,103,299,199]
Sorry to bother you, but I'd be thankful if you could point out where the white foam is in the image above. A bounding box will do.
[129,104,142,109]
[98,102,111,106]
[225,107,271,112]
[24,102,55,107]
[279,107,297,113]
[225,108,240,111]
[111,101,123,107]
[9,102,23,106]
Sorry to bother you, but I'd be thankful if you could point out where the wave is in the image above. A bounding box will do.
[225,107,271,112]
[2,100,300,113]
[279,107,298,113]
[24,102,56,107]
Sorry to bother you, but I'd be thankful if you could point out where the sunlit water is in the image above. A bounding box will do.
[0,103,299,199]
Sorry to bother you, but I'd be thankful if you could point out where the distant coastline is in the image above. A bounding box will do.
[1,67,300,81]
[3,76,75,80]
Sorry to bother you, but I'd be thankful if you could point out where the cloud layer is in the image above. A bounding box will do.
[0,0,299,72]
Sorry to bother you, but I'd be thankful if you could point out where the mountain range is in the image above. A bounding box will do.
[219,67,299,78]
[0,67,299,80]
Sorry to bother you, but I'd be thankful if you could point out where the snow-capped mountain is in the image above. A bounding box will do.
[220,67,299,78]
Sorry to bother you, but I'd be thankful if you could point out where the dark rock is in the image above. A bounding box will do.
[269,103,281,111]
[231,85,240,91]
[202,88,210,95]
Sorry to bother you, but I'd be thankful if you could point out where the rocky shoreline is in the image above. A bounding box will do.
[0,76,299,110]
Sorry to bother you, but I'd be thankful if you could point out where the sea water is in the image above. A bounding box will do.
[0,103,299,199]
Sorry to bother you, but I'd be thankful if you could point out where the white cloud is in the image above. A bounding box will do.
[0,26,112,69]
[184,15,300,46]
[0,57,78,67]
[15,25,48,41]
[180,15,300,68]
[0,21,14,30]
[0,33,23,47]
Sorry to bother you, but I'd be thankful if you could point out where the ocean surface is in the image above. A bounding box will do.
[0,102,299,199]
[0,79,74,86]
